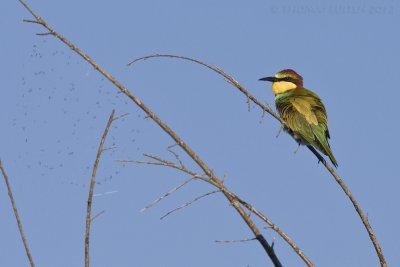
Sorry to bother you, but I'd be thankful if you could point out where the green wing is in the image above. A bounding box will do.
[275,88,338,167]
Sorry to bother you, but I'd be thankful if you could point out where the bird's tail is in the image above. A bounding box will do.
[325,146,338,167]
[314,132,338,167]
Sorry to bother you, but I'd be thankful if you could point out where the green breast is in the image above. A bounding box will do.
[274,90,294,103]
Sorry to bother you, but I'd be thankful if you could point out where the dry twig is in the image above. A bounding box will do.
[85,110,115,267]
[215,237,257,243]
[0,160,35,267]
[91,211,105,222]
[160,190,220,220]
[140,176,196,212]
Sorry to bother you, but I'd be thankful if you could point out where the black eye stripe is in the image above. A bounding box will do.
[278,77,297,83]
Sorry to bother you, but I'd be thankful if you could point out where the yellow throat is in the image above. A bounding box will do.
[272,81,297,94]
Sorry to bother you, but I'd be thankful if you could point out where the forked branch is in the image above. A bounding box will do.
[120,152,313,267]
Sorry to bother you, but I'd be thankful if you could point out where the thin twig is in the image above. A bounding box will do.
[259,107,266,124]
[215,237,257,243]
[102,146,117,152]
[115,158,208,182]
[0,160,35,267]
[36,32,53,36]
[167,146,185,168]
[22,19,40,24]
[85,110,115,267]
[160,190,220,220]
[93,190,119,197]
[140,176,196,212]
[221,171,227,184]
[91,210,105,222]
[127,53,386,267]
[167,143,178,149]
[112,112,130,121]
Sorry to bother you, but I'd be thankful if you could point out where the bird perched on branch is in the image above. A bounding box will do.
[259,69,338,167]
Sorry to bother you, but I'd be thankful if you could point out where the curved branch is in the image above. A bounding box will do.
[128,54,281,122]
[128,54,387,267]
[85,110,115,267]
[0,161,35,267]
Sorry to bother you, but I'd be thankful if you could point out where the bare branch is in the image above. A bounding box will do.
[125,152,314,266]
[160,190,220,220]
[122,150,305,267]
[143,153,208,179]
[128,54,282,122]
[140,176,196,212]
[85,110,115,267]
[0,160,35,267]
[116,156,207,182]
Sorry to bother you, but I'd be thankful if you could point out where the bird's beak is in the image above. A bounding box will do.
[259,76,278,82]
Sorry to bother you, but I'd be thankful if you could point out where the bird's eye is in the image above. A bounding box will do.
[282,77,295,83]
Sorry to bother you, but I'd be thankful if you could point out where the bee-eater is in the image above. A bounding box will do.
[259,69,338,167]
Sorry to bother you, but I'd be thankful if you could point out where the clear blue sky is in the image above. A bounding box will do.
[1,0,399,266]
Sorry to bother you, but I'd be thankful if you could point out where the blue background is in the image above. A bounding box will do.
[1,0,399,266]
